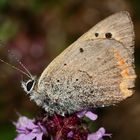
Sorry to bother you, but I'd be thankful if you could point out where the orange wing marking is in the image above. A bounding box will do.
[113,49,136,98]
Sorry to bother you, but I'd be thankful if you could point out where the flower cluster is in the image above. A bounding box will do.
[14,111,111,140]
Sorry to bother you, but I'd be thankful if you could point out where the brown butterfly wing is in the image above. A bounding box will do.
[37,11,136,114]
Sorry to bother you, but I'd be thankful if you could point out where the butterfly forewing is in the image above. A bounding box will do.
[39,11,134,83]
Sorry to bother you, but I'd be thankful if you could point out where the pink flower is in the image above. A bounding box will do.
[13,116,47,140]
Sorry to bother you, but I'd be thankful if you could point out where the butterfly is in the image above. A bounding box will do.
[21,11,136,115]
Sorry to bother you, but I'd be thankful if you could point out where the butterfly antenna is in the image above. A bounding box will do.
[8,50,33,78]
[0,58,31,78]
[16,59,33,78]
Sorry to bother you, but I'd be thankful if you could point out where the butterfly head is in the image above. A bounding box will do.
[21,76,37,94]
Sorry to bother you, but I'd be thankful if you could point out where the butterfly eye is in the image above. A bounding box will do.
[95,33,99,37]
[26,80,35,92]
[105,32,112,38]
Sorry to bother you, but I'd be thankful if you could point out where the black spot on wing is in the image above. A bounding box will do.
[95,33,99,37]
[105,32,112,38]
[79,48,84,53]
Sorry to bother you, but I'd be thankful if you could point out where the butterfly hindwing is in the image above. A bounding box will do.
[38,38,136,113]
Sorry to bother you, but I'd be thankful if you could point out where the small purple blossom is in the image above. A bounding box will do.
[87,127,111,140]
[13,116,47,140]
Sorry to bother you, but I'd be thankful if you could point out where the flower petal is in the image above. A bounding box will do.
[36,133,43,140]
[15,116,36,130]
[77,110,87,118]
[85,111,98,121]
[27,133,37,140]
[38,122,47,134]
[77,111,97,121]
[87,127,111,140]
[14,133,35,140]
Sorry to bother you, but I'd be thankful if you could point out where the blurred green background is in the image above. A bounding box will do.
[0,0,140,140]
